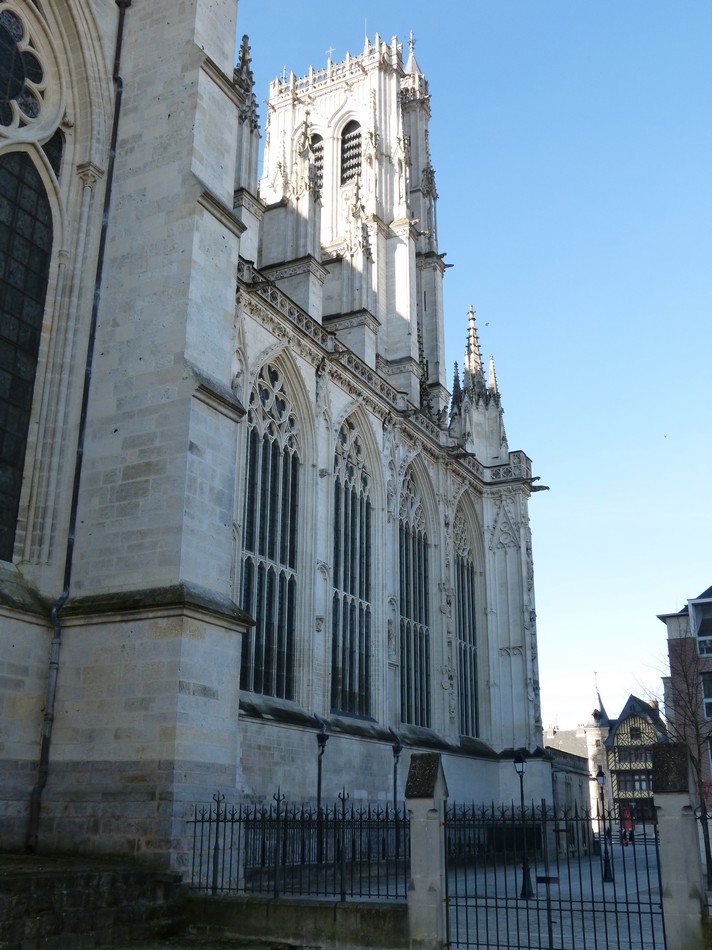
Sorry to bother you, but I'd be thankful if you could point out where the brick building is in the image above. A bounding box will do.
[660,585,712,800]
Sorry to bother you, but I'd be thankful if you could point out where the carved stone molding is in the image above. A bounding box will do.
[499,646,523,657]
[76,161,105,188]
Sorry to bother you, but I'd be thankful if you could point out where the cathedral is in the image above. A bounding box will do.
[0,0,548,871]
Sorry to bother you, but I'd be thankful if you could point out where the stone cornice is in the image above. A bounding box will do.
[201,55,243,109]
[0,566,49,619]
[260,255,329,284]
[389,218,419,240]
[233,187,265,220]
[323,308,381,333]
[198,188,246,239]
[187,361,246,421]
[61,581,255,630]
[240,692,498,756]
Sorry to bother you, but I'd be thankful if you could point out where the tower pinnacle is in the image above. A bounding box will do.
[404,31,422,75]
[488,354,498,395]
[463,304,484,386]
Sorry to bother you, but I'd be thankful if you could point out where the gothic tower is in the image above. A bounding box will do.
[258,34,449,417]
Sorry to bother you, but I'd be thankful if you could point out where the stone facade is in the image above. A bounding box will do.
[0,0,548,872]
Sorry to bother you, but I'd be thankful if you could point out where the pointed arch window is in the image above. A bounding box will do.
[310,133,324,194]
[0,8,44,128]
[399,470,430,727]
[454,511,479,737]
[340,120,361,185]
[0,151,53,561]
[331,419,372,716]
[240,364,300,700]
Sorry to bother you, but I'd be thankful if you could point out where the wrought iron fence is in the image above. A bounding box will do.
[189,790,409,901]
[446,799,665,949]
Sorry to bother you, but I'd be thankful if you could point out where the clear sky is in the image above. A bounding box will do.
[236,1,712,729]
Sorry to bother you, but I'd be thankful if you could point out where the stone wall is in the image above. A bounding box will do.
[188,895,408,950]
[0,857,183,949]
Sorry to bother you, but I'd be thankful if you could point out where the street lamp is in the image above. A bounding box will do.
[390,728,403,858]
[389,727,403,808]
[314,714,329,811]
[514,750,533,899]
[314,714,329,863]
[596,765,614,883]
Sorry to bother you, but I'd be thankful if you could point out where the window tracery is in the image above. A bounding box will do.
[454,510,479,737]
[330,419,372,716]
[399,469,430,726]
[0,6,44,129]
[240,364,300,699]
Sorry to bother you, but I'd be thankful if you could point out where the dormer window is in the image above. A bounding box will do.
[340,120,361,184]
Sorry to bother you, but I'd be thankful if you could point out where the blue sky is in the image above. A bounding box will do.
[236,2,712,729]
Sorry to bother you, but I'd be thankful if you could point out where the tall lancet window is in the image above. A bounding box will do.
[310,134,324,193]
[454,511,479,737]
[399,470,431,727]
[331,420,372,716]
[340,120,361,184]
[240,364,299,700]
[0,151,53,561]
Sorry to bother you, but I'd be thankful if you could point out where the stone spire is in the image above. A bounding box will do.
[232,33,262,261]
[418,321,434,417]
[421,129,437,201]
[487,354,498,397]
[463,305,484,389]
[404,31,422,76]
[234,35,259,131]
[451,361,462,410]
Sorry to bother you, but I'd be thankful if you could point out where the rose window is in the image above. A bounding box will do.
[0,8,44,127]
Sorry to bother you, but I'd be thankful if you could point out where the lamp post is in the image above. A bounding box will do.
[596,765,614,883]
[389,728,403,858]
[389,728,403,808]
[514,750,533,899]
[314,714,329,863]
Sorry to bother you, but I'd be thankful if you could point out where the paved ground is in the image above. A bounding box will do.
[448,840,666,950]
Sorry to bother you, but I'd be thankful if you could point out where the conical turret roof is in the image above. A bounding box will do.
[587,690,611,729]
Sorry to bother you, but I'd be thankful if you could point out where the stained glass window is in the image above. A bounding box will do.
[0,10,43,128]
[240,364,300,699]
[454,511,479,737]
[399,470,430,726]
[331,419,372,716]
[0,151,52,560]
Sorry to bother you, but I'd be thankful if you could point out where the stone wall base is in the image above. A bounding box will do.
[1,757,239,874]
[188,895,409,950]
[0,856,183,948]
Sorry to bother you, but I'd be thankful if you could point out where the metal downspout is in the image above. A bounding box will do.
[26,0,133,853]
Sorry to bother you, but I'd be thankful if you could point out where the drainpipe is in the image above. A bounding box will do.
[26,0,132,853]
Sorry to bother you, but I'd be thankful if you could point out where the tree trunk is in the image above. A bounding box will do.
[696,775,712,886]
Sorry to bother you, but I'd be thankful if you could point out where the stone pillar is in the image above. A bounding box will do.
[652,743,706,950]
[405,752,448,950]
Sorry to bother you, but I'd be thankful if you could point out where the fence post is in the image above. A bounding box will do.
[405,752,448,950]
[652,743,706,950]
